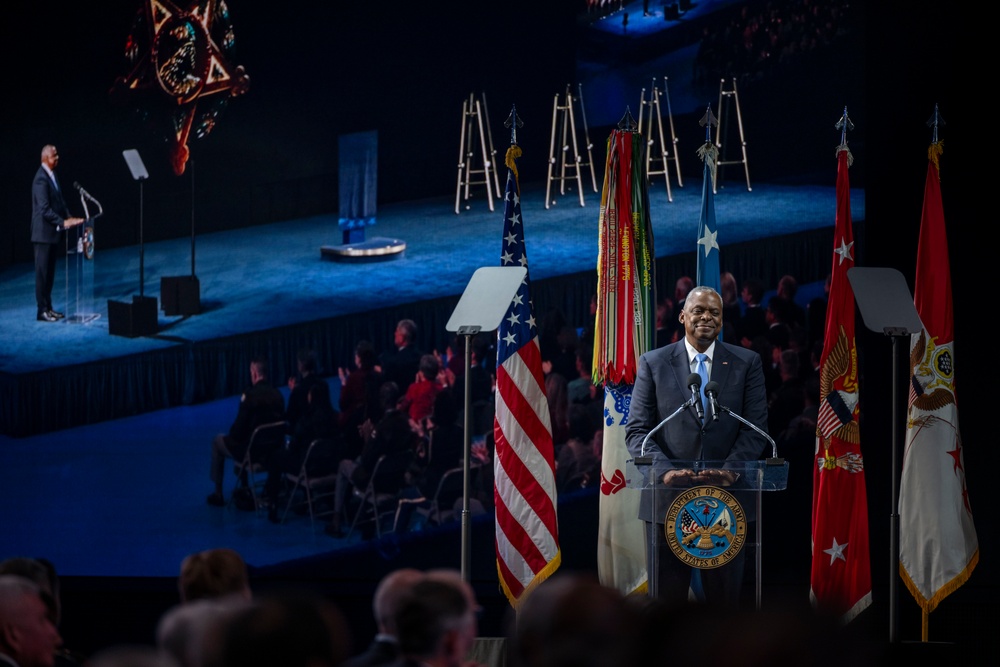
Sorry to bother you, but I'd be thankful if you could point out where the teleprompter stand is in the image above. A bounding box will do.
[109,149,157,338]
[847,266,922,645]
[446,266,527,582]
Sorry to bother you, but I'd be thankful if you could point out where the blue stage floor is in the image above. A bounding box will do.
[0,180,856,376]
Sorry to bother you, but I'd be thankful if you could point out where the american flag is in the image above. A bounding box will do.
[493,144,560,607]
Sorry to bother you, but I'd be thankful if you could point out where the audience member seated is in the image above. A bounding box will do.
[157,548,252,667]
[806,273,830,349]
[738,277,767,345]
[398,354,443,427]
[325,381,415,537]
[441,334,467,380]
[261,380,344,521]
[0,574,63,667]
[566,345,597,407]
[545,371,570,447]
[506,572,643,667]
[158,598,246,667]
[378,319,423,395]
[549,325,580,386]
[395,389,465,531]
[720,271,742,344]
[768,349,806,437]
[772,274,807,330]
[205,588,349,667]
[448,334,494,437]
[339,340,385,460]
[654,295,675,349]
[207,356,286,507]
[392,574,482,667]
[555,404,600,493]
[342,568,423,667]
[0,559,80,667]
[177,548,252,604]
[285,347,325,436]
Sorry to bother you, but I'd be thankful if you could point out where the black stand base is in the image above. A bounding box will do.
[160,275,201,316]
[108,295,158,338]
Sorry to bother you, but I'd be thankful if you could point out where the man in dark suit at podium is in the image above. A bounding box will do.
[31,145,83,322]
[625,286,769,607]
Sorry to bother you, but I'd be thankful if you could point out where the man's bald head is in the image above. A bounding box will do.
[373,568,423,635]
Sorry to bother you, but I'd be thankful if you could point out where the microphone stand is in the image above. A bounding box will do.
[633,395,698,599]
[712,400,784,610]
[637,396,699,459]
[713,403,778,460]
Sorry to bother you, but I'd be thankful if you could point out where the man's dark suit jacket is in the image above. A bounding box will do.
[625,339,770,522]
[31,165,70,244]
[343,637,399,667]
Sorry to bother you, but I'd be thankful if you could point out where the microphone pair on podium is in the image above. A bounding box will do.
[686,373,721,422]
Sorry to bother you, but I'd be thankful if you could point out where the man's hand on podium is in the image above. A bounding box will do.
[662,468,738,486]
[64,217,85,228]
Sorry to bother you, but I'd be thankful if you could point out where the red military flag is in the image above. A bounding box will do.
[493,134,561,607]
[898,118,978,640]
[810,109,872,621]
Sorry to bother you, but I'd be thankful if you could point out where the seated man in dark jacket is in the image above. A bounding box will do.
[325,381,415,536]
[262,380,344,521]
[207,356,285,506]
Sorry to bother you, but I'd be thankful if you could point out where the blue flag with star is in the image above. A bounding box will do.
[695,152,720,295]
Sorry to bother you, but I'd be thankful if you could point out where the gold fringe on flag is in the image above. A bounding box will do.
[928,141,944,175]
[506,145,522,181]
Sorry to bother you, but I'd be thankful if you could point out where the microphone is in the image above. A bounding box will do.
[686,372,704,421]
[704,380,722,422]
[74,182,97,202]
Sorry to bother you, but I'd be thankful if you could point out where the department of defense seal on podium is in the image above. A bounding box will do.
[664,485,747,569]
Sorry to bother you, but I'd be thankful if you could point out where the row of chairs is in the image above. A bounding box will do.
[228,421,477,539]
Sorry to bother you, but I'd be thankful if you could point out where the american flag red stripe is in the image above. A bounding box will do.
[494,144,561,607]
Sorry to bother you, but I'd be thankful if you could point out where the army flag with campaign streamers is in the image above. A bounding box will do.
[594,124,655,596]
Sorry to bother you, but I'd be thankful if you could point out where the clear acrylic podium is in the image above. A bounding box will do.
[63,212,101,324]
[628,457,788,609]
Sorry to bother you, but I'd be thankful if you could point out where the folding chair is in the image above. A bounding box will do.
[279,439,339,527]
[392,463,475,533]
[230,420,287,514]
[422,465,466,525]
[347,449,413,539]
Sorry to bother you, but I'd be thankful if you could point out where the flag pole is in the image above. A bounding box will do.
[919,104,941,641]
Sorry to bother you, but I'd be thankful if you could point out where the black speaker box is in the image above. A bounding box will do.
[108,295,158,338]
[160,275,201,316]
